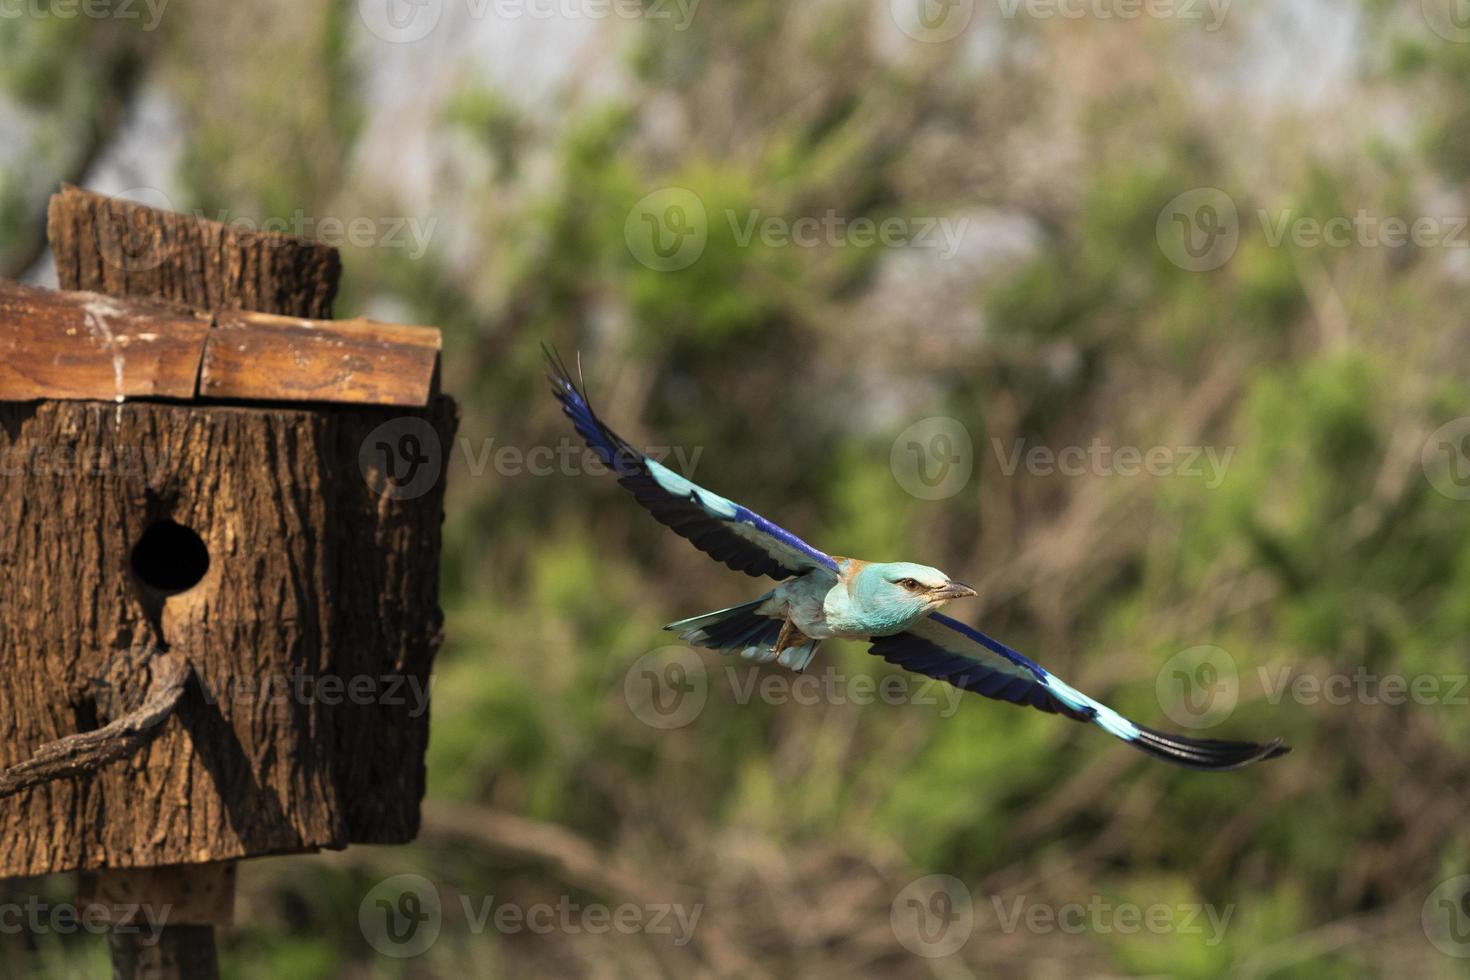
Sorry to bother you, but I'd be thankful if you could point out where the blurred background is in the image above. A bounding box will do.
[4,0,1470,976]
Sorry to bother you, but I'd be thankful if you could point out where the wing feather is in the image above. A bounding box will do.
[546,348,837,580]
[869,613,1289,771]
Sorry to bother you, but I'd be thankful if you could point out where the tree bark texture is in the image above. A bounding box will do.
[0,392,456,876]
[47,184,339,320]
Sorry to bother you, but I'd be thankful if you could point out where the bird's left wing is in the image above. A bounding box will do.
[547,349,837,580]
[868,613,1289,771]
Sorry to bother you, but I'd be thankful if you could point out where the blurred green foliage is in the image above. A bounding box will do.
[4,1,1470,977]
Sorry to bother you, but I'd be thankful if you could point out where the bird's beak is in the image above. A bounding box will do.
[928,581,977,602]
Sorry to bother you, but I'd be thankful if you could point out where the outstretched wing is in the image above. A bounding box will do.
[868,613,1288,771]
[547,348,837,580]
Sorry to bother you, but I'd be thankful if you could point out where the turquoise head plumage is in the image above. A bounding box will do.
[823,560,977,636]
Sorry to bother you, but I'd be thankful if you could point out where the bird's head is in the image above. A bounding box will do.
[846,561,977,634]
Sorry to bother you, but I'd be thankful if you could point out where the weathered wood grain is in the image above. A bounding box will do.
[0,280,211,401]
[48,184,340,319]
[201,311,441,406]
[0,279,441,407]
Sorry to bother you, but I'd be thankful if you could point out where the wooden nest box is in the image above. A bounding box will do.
[0,187,457,973]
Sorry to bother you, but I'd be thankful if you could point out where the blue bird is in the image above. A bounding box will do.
[548,351,1288,771]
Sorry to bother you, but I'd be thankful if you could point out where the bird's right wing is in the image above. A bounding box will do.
[547,348,837,581]
[868,613,1289,771]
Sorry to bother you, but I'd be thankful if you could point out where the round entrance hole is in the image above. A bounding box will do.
[130,520,210,595]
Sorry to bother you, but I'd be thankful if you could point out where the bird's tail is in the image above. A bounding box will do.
[664,595,821,671]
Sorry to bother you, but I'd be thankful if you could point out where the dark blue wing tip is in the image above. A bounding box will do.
[542,345,641,474]
[542,344,582,403]
[1131,727,1291,771]
[901,616,1289,771]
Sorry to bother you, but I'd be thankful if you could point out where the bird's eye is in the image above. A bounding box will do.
[897,578,920,589]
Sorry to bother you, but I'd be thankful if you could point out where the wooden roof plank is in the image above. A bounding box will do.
[0,280,441,408]
[0,280,210,402]
[198,312,440,407]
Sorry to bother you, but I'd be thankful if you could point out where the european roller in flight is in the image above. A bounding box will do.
[548,351,1288,771]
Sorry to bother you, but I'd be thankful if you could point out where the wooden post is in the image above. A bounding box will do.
[107,926,220,980]
[54,186,338,978]
[83,862,235,980]
[0,187,456,977]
